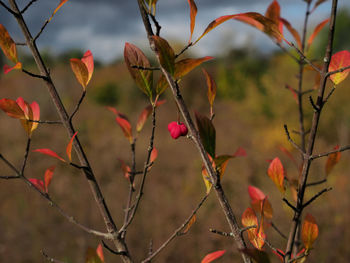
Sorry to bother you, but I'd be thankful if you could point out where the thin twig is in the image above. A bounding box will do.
[323,87,336,104]
[0,0,18,16]
[28,119,62,124]
[131,65,160,71]
[310,144,350,160]
[308,95,320,112]
[34,19,49,42]
[0,175,20,179]
[264,238,285,258]
[21,0,39,14]
[20,138,31,175]
[271,221,287,240]
[306,178,327,187]
[141,194,209,263]
[69,90,86,123]
[149,13,161,36]
[302,187,332,208]
[326,65,350,77]
[0,154,21,175]
[288,251,308,263]
[210,228,233,237]
[102,240,127,255]
[41,250,65,263]
[289,42,322,74]
[22,68,48,80]
[175,42,193,59]
[283,198,298,212]
[15,42,26,46]
[284,125,306,155]
[276,42,299,63]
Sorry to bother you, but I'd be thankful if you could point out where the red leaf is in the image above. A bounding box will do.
[119,159,131,180]
[202,69,217,107]
[150,147,158,163]
[33,149,66,162]
[325,145,341,175]
[285,84,298,104]
[151,36,176,75]
[280,18,302,50]
[44,166,55,193]
[136,100,166,132]
[201,250,226,263]
[3,62,22,74]
[116,116,133,143]
[233,146,247,157]
[30,101,40,133]
[329,50,350,85]
[307,18,330,50]
[301,214,319,250]
[29,178,45,192]
[66,131,78,162]
[81,50,94,85]
[124,43,153,98]
[0,24,18,63]
[242,207,264,249]
[267,157,285,193]
[0,98,25,119]
[96,244,104,262]
[187,0,197,44]
[248,186,266,201]
[265,0,281,42]
[248,186,273,219]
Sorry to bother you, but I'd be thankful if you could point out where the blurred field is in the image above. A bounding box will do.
[0,41,350,263]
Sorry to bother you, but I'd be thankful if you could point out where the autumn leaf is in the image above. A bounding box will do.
[311,0,329,13]
[265,0,282,42]
[201,250,226,263]
[202,69,217,108]
[29,178,45,192]
[187,0,197,43]
[242,207,264,250]
[119,159,131,180]
[301,214,319,250]
[267,157,285,193]
[96,244,104,262]
[202,166,212,194]
[329,50,350,85]
[325,145,341,175]
[248,186,273,220]
[3,62,22,74]
[116,115,133,143]
[306,18,330,50]
[66,132,78,162]
[280,18,302,50]
[124,43,153,98]
[150,147,158,163]
[81,50,94,84]
[136,100,165,132]
[148,0,158,15]
[157,57,213,95]
[44,166,55,193]
[30,101,40,133]
[0,24,18,63]
[33,149,66,163]
[49,0,69,22]
[86,247,103,263]
[182,214,196,234]
[151,36,176,75]
[0,98,25,119]
[70,50,93,90]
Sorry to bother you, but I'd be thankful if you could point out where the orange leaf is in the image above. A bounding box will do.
[86,247,103,263]
[311,0,328,13]
[301,214,319,250]
[124,42,153,98]
[116,116,133,143]
[267,157,285,193]
[49,0,69,22]
[307,18,330,50]
[248,186,266,201]
[325,145,341,175]
[0,98,25,119]
[329,50,350,85]
[265,0,281,42]
[16,97,34,137]
[81,50,94,84]
[202,69,217,107]
[248,186,273,219]
[182,214,196,234]
[44,166,55,193]
[30,101,40,133]
[187,0,197,44]
[29,178,45,192]
[66,131,78,162]
[70,58,89,89]
[150,147,158,163]
[280,18,302,50]
[33,149,66,162]
[136,100,166,132]
[0,24,18,63]
[96,244,104,262]
[118,159,131,180]
[151,36,176,75]
[3,62,22,74]
[242,207,264,249]
[201,250,226,263]
[157,57,213,95]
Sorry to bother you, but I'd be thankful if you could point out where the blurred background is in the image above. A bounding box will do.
[1,0,350,262]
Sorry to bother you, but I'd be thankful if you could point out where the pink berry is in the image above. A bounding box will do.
[179,123,188,136]
[167,121,188,139]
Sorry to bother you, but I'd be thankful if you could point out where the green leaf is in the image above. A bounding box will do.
[151,36,175,75]
[195,111,216,158]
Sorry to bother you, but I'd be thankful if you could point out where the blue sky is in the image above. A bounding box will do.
[1,0,349,63]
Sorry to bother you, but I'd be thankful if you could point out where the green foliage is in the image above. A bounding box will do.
[91,82,120,106]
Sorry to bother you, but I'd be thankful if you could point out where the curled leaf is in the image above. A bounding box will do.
[267,157,285,193]
[116,115,133,143]
[201,250,226,263]
[70,50,93,90]
[33,149,66,163]
[280,18,302,50]
[96,244,104,262]
[202,69,217,108]
[0,98,25,119]
[187,0,198,43]
[44,166,55,193]
[136,100,165,132]
[301,214,319,250]
[66,131,78,162]
[242,207,264,249]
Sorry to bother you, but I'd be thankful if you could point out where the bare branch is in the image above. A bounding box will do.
[175,42,193,59]
[271,221,288,240]
[283,198,298,212]
[323,87,336,104]
[326,65,350,77]
[131,65,160,71]
[310,144,350,160]
[302,187,332,208]
[69,90,86,123]
[284,125,306,155]
[0,0,18,16]
[209,228,233,237]
[33,19,49,42]
[308,95,320,112]
[22,68,48,80]
[0,175,20,179]
[289,42,322,74]
[149,13,161,36]
[0,154,21,175]
[306,178,327,187]
[21,0,39,14]
[41,250,65,263]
